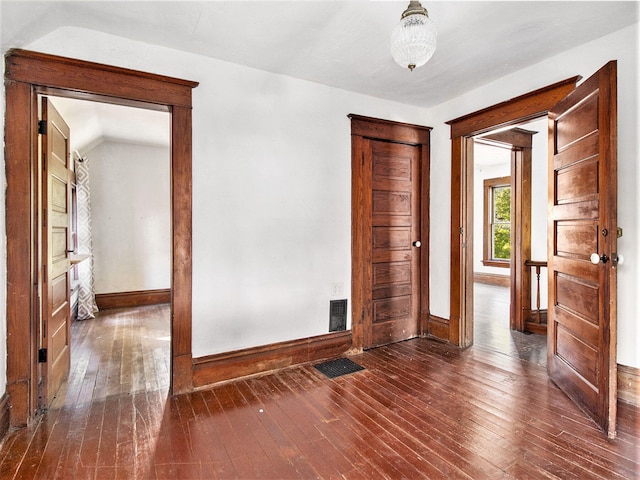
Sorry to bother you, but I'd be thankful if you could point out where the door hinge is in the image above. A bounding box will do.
[617,227,623,238]
[38,348,47,363]
[459,227,464,235]
[43,264,47,283]
[38,120,47,135]
[362,152,365,166]
[361,309,364,322]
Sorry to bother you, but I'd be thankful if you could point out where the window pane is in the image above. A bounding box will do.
[492,224,511,259]
[493,186,511,222]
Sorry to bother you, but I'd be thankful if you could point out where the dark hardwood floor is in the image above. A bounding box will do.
[474,282,547,367]
[0,303,638,479]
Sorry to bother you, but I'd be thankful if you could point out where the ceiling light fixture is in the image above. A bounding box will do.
[390,1,437,72]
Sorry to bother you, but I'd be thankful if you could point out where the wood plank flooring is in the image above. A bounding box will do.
[474,282,547,366]
[0,303,638,479]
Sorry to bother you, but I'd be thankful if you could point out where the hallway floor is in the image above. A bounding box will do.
[473,282,547,367]
[0,303,638,479]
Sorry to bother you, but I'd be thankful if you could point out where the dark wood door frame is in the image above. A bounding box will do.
[444,76,580,347]
[349,114,431,351]
[4,49,198,427]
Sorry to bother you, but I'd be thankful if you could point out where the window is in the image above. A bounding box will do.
[483,176,511,267]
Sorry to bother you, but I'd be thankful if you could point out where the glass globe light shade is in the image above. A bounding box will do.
[390,9,437,71]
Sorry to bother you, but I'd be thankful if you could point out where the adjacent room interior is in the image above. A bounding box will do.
[44,96,172,401]
[472,118,548,366]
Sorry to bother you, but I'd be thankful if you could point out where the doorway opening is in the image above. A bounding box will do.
[42,95,172,405]
[5,49,197,427]
[445,75,579,348]
[446,64,618,437]
[471,118,549,365]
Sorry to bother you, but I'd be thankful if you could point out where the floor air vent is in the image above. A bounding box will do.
[329,299,347,332]
[314,358,364,379]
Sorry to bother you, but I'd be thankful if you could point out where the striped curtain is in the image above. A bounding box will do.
[75,156,99,320]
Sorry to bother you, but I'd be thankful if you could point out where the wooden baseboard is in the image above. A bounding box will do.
[618,364,640,407]
[474,272,510,287]
[524,309,548,335]
[524,309,548,323]
[0,394,10,443]
[426,315,450,342]
[193,331,352,388]
[95,289,171,310]
[523,323,547,335]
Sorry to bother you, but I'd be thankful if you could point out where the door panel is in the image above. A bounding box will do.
[367,139,421,348]
[556,160,598,202]
[372,227,412,262]
[548,61,617,437]
[556,222,597,258]
[41,98,72,406]
[349,115,430,352]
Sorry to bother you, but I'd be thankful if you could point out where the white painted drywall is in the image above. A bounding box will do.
[86,141,171,294]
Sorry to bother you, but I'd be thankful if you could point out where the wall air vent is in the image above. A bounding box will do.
[329,299,347,332]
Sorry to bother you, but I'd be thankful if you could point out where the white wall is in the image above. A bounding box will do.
[86,141,171,294]
[427,23,638,367]
[16,27,434,357]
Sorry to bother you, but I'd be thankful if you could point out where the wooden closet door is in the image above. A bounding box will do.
[366,139,422,348]
[350,115,430,352]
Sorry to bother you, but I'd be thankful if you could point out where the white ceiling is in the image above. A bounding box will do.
[2,1,638,151]
[48,96,170,153]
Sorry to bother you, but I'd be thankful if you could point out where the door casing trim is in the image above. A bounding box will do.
[349,114,431,351]
[4,49,198,427]
[445,76,580,347]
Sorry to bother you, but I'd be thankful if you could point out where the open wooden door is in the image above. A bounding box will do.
[40,98,73,407]
[548,61,618,437]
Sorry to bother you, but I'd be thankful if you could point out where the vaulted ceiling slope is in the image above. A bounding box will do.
[2,1,638,109]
